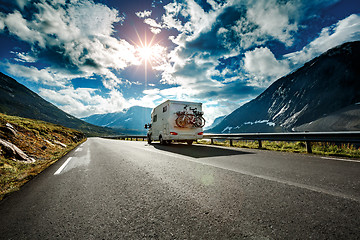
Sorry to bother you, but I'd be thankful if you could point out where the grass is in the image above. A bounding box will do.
[0,113,86,200]
[196,139,360,159]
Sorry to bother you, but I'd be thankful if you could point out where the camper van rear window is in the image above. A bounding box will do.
[153,115,157,122]
[163,106,167,112]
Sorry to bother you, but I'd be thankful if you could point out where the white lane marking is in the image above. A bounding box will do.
[321,157,360,163]
[138,144,360,203]
[75,148,82,152]
[54,157,72,175]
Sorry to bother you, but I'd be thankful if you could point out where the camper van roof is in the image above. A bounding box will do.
[159,99,202,106]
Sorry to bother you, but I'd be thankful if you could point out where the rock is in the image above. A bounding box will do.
[0,122,17,137]
[53,140,67,148]
[0,138,35,162]
[44,139,55,147]
[5,123,17,135]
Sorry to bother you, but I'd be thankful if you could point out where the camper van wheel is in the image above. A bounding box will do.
[159,135,166,145]
[147,134,152,144]
[187,140,193,145]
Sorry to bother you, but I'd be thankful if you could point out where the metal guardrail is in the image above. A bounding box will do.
[105,135,147,140]
[104,131,360,153]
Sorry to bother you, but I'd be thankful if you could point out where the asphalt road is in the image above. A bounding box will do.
[1,138,359,239]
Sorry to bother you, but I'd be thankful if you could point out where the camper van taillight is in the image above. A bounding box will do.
[170,132,178,135]
[197,132,203,135]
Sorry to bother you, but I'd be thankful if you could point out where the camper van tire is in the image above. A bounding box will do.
[147,134,152,144]
[159,135,166,145]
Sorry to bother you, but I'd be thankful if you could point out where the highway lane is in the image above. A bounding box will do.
[1,138,359,239]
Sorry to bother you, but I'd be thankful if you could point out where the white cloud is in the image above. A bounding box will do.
[150,27,162,35]
[246,0,299,46]
[15,0,28,10]
[285,14,360,67]
[128,91,161,109]
[162,0,223,40]
[3,62,67,86]
[244,47,290,86]
[143,18,162,34]
[135,10,152,19]
[39,87,129,118]
[11,51,37,63]
[202,100,240,127]
[66,0,122,37]
[161,2,186,32]
[1,0,137,87]
[3,11,45,47]
[219,18,265,51]
[143,88,160,95]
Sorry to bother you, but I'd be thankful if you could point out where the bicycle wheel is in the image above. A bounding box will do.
[193,117,203,128]
[199,116,206,127]
[176,115,187,127]
[194,116,205,127]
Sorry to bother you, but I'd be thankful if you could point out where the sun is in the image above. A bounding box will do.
[131,30,167,89]
[137,45,153,61]
[135,41,166,67]
[133,30,165,66]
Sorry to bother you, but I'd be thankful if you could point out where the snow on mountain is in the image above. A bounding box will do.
[82,106,152,133]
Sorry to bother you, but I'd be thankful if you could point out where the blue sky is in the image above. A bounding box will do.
[0,0,359,126]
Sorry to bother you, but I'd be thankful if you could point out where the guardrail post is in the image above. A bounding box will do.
[258,140,262,149]
[306,141,312,153]
[211,138,214,145]
[229,139,233,147]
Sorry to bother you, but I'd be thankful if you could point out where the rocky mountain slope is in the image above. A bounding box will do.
[0,72,115,136]
[208,41,360,133]
[295,104,360,132]
[82,106,152,134]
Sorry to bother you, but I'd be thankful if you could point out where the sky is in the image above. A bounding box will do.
[0,0,359,126]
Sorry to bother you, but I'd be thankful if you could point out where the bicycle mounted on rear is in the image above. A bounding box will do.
[175,105,206,128]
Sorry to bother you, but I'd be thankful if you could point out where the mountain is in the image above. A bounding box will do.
[208,41,360,133]
[295,104,360,132]
[82,106,152,134]
[204,115,226,130]
[0,72,115,136]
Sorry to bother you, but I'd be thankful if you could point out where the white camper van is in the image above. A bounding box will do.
[145,100,205,145]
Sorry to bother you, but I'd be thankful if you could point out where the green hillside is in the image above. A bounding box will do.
[0,72,115,136]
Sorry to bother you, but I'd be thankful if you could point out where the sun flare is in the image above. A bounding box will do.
[138,45,153,61]
[132,30,167,67]
[135,42,166,67]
